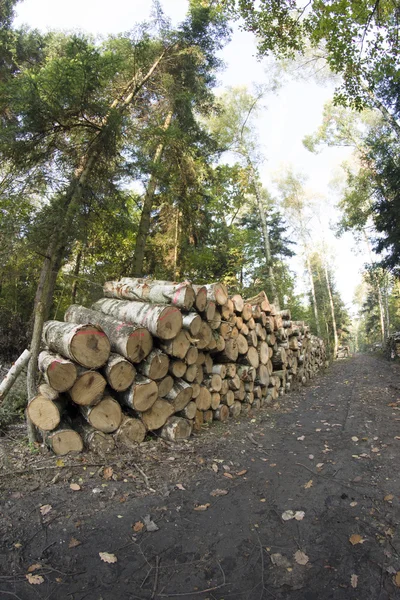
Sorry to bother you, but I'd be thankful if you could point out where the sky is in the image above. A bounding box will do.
[14,0,367,309]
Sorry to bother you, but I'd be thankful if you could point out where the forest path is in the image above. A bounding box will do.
[1,354,400,599]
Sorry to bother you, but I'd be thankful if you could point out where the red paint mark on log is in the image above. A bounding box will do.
[159,307,180,322]
[172,285,185,306]
[49,360,61,370]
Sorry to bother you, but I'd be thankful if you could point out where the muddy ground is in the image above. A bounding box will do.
[1,353,400,599]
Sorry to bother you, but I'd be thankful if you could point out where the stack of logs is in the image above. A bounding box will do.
[385,332,400,360]
[27,279,327,455]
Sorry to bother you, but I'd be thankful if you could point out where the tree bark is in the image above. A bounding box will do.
[132,110,173,276]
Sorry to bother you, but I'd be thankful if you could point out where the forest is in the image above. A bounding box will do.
[1,0,400,414]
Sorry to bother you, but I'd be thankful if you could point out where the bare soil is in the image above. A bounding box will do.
[1,353,400,599]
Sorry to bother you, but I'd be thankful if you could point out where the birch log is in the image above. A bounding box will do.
[102,353,136,391]
[64,305,153,363]
[140,399,175,431]
[104,278,195,310]
[165,379,193,411]
[77,423,116,454]
[114,415,146,446]
[42,321,110,368]
[80,396,122,433]
[118,376,158,412]
[182,312,202,336]
[92,298,182,340]
[27,392,66,431]
[191,285,208,312]
[136,349,169,380]
[205,283,228,306]
[38,350,77,392]
[160,416,192,441]
[68,369,106,406]
[0,349,30,402]
[43,422,83,455]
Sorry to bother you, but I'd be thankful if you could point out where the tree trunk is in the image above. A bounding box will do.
[132,111,173,276]
[306,254,321,338]
[0,349,31,403]
[323,261,338,357]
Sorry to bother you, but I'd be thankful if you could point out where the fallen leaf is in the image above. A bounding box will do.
[304,480,313,489]
[103,467,113,480]
[223,472,233,479]
[236,469,247,476]
[40,504,52,516]
[27,564,42,572]
[270,463,277,467]
[210,489,228,497]
[14,542,22,548]
[194,503,210,511]
[394,436,400,440]
[26,574,44,585]
[371,447,380,453]
[143,514,159,532]
[384,494,394,502]
[297,436,305,441]
[271,553,291,568]
[308,455,314,460]
[294,511,305,520]
[211,463,218,473]
[56,458,65,467]
[351,574,358,588]
[294,550,309,565]
[394,572,400,587]
[349,534,366,545]
[175,483,185,490]
[316,463,324,469]
[133,521,144,532]
[351,436,359,442]
[350,502,358,507]
[99,552,117,563]
[70,483,81,491]
[282,510,295,521]
[68,537,81,548]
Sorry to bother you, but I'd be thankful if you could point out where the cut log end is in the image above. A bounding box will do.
[70,325,111,368]
[46,428,83,455]
[156,306,183,340]
[126,329,153,363]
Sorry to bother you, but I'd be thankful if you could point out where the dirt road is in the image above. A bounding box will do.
[1,353,400,599]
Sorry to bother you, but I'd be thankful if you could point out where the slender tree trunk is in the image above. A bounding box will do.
[71,243,84,303]
[133,110,173,277]
[324,261,338,356]
[363,230,385,341]
[173,207,180,280]
[247,158,279,307]
[306,254,321,337]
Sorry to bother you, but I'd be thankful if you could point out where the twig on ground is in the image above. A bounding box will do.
[132,462,156,492]
[158,561,226,597]
[151,556,160,599]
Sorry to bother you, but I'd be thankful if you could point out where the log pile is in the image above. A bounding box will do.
[29,279,327,454]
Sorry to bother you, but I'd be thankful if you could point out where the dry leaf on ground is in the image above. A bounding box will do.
[133,521,144,532]
[295,511,305,520]
[297,436,305,441]
[176,483,185,490]
[99,552,117,563]
[294,550,309,565]
[68,537,81,548]
[26,574,44,584]
[103,467,113,480]
[384,494,394,502]
[211,463,218,473]
[27,564,42,573]
[223,472,233,479]
[270,553,291,568]
[351,574,358,588]
[351,437,359,442]
[304,480,313,489]
[40,504,52,516]
[56,458,65,467]
[210,489,228,497]
[194,503,210,511]
[350,502,358,507]
[349,534,366,545]
[70,483,81,491]
[394,572,400,587]
[236,469,247,476]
